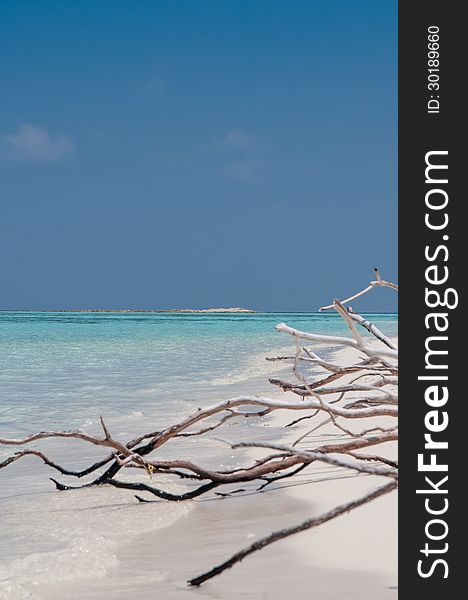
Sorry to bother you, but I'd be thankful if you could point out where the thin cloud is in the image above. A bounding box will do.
[217,129,258,151]
[149,77,168,98]
[222,158,265,181]
[2,123,75,162]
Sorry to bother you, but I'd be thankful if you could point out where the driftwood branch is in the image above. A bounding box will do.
[319,268,398,311]
[188,480,397,586]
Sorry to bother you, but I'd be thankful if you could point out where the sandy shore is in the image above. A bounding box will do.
[32,344,397,600]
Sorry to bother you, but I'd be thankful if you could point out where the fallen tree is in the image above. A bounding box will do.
[0,269,398,586]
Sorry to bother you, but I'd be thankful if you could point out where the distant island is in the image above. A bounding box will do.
[170,307,256,313]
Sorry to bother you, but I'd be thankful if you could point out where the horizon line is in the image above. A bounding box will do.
[0,309,398,315]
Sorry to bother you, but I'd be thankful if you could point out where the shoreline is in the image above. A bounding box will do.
[28,344,396,599]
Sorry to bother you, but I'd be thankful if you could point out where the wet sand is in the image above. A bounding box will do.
[36,471,396,599]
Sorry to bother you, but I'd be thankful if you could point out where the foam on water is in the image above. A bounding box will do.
[0,479,191,599]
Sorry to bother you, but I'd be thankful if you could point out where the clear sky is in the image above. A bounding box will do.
[0,1,397,311]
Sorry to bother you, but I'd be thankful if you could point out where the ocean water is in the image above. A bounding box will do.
[0,311,397,435]
[0,311,397,598]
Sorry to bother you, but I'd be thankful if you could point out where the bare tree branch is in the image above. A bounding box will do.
[188,481,397,586]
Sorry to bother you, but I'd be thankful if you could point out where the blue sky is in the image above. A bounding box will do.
[0,1,397,311]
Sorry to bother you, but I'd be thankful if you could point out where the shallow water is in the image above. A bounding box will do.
[0,312,397,598]
[0,311,397,431]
